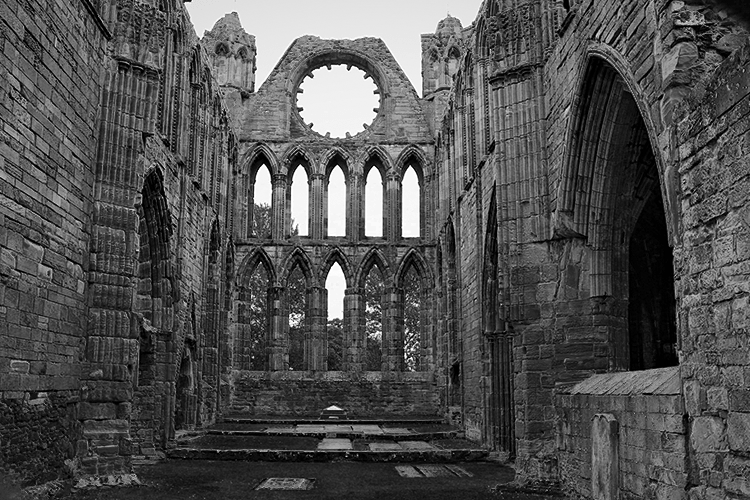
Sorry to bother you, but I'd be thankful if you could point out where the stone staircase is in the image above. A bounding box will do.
[168,414,488,463]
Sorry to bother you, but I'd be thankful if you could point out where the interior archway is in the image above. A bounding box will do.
[564,56,677,371]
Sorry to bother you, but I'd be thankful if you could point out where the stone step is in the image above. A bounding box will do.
[206,422,463,441]
[168,447,488,462]
[221,415,445,425]
[168,434,487,463]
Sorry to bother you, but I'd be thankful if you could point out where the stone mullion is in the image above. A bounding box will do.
[245,178,255,238]
[349,172,363,241]
[382,287,403,372]
[306,286,327,371]
[385,171,401,241]
[343,289,363,371]
[268,286,287,370]
[271,174,287,241]
[420,285,431,372]
[309,173,325,240]
[419,177,426,240]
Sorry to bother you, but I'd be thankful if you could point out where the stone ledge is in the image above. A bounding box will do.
[564,367,681,396]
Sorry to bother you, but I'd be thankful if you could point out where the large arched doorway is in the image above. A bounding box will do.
[561,56,677,371]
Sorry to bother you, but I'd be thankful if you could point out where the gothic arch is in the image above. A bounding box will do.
[557,52,677,370]
[355,247,392,289]
[395,145,428,181]
[319,247,354,288]
[135,167,177,329]
[237,247,277,285]
[244,143,280,177]
[280,247,316,287]
[282,145,315,177]
[475,18,490,59]
[322,147,352,179]
[189,46,203,85]
[395,248,433,289]
[555,45,674,242]
[486,0,500,17]
[358,146,393,177]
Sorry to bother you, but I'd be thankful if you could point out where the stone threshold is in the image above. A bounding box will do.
[206,429,464,441]
[166,448,488,463]
[221,416,445,425]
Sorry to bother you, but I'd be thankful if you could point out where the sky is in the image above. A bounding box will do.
[185,0,482,92]
[185,0,483,319]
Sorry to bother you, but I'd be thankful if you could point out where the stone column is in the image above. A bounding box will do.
[245,178,255,238]
[382,286,404,372]
[268,285,287,370]
[309,173,325,240]
[306,286,328,370]
[349,172,363,242]
[385,171,401,241]
[271,173,287,240]
[344,288,364,371]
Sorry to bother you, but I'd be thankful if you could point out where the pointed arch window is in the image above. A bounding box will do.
[364,265,385,371]
[325,262,346,370]
[365,166,384,238]
[402,264,423,372]
[401,163,422,238]
[289,164,309,237]
[287,264,307,370]
[447,46,461,80]
[250,162,273,238]
[235,263,269,371]
[327,164,347,237]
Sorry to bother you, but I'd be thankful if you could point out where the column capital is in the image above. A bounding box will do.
[272,174,287,186]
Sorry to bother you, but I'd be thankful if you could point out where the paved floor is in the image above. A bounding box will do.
[56,460,568,500]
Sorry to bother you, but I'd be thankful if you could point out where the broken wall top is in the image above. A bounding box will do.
[233,36,433,145]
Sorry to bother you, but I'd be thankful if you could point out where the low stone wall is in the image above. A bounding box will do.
[555,367,687,500]
[0,392,79,486]
[229,371,440,416]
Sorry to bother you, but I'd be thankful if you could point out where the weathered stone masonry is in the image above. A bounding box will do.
[221,34,442,415]
[437,0,750,498]
[1,0,238,482]
[2,0,750,498]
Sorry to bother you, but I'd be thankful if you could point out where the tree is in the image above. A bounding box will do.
[364,268,384,371]
[287,266,306,370]
[327,318,344,371]
[238,203,304,370]
[402,268,422,372]
[236,268,268,370]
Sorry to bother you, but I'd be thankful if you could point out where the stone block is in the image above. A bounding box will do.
[691,417,727,453]
[78,402,117,420]
[9,359,30,373]
[684,380,706,417]
[727,412,750,452]
[82,419,129,435]
[707,387,728,412]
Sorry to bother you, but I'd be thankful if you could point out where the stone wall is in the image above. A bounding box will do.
[434,0,750,488]
[230,371,439,416]
[556,368,688,500]
[0,0,109,484]
[675,40,750,500]
[1,0,238,482]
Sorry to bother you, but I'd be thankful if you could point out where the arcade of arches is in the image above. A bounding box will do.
[1,1,750,499]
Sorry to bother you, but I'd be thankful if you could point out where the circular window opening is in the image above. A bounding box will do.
[296,64,380,138]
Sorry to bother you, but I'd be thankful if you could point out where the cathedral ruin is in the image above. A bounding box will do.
[1,0,750,498]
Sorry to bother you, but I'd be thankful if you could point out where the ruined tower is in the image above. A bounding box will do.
[203,12,257,93]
